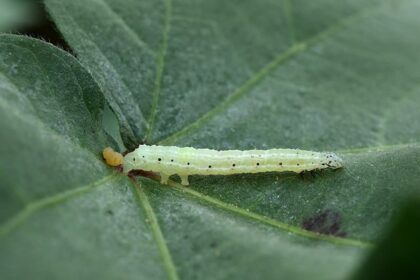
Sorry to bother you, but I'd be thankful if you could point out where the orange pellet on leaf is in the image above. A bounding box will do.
[102,147,123,166]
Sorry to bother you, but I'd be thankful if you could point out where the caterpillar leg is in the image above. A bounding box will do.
[299,170,318,181]
[180,175,189,186]
[160,173,170,185]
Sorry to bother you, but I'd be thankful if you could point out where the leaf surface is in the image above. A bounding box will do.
[0,35,166,280]
[2,0,420,279]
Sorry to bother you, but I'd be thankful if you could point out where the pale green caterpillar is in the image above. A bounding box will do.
[103,145,343,186]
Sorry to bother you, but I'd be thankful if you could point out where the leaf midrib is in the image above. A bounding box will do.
[133,179,180,280]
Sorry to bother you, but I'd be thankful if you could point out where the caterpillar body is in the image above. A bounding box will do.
[103,145,343,186]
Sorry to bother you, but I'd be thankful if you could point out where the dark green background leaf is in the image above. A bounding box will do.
[0,0,37,31]
[1,0,420,279]
[354,195,420,279]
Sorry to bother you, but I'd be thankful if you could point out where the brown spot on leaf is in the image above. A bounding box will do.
[302,209,346,237]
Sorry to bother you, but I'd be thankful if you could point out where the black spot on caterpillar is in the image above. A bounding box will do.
[103,145,343,186]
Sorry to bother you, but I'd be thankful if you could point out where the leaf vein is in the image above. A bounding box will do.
[283,0,296,43]
[132,179,180,280]
[146,0,173,141]
[336,142,420,155]
[0,174,117,237]
[170,182,373,248]
[95,0,156,57]
[159,1,392,145]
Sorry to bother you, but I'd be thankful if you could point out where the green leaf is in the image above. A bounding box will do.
[353,196,420,279]
[0,35,167,280]
[1,0,420,279]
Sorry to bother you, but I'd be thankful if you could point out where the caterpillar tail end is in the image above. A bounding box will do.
[102,147,124,167]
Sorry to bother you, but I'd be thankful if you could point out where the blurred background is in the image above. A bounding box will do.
[0,0,70,51]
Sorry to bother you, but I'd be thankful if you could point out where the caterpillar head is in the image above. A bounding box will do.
[102,147,123,167]
[323,152,343,169]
